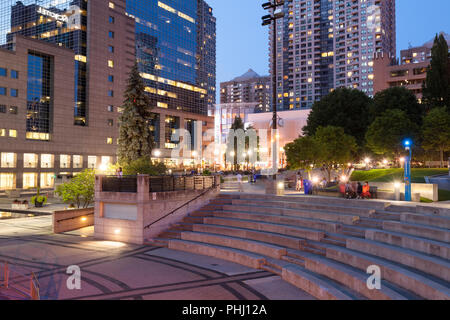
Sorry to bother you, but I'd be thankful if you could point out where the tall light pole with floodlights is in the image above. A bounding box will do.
[403,139,412,202]
[262,0,288,180]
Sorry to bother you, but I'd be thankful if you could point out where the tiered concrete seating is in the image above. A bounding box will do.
[149,193,450,300]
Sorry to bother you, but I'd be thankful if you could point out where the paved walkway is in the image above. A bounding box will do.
[0,216,314,300]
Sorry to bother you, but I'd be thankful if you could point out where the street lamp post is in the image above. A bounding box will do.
[262,0,288,180]
[403,139,412,202]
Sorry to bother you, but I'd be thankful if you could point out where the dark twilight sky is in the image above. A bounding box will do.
[206,0,450,103]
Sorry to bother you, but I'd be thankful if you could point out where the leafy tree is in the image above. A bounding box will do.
[423,33,450,110]
[303,88,372,144]
[370,87,424,125]
[422,107,450,167]
[122,157,167,176]
[286,126,357,181]
[365,109,418,159]
[56,169,95,208]
[285,135,320,171]
[314,126,358,181]
[117,63,154,164]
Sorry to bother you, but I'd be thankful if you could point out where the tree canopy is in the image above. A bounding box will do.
[370,87,424,125]
[117,63,154,164]
[422,107,450,167]
[302,88,372,144]
[422,33,450,109]
[56,169,96,208]
[365,109,418,158]
[286,126,357,181]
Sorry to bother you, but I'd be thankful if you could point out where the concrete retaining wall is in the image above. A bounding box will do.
[94,175,220,244]
[367,182,438,202]
[53,208,94,233]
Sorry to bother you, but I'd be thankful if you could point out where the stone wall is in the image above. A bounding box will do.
[53,208,94,233]
[94,175,220,244]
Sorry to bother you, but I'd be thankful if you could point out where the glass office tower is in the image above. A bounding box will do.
[0,0,88,126]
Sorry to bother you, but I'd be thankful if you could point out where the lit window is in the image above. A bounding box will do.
[1,153,16,168]
[23,154,38,168]
[109,2,115,9]
[41,154,54,168]
[9,106,17,114]
[40,173,55,188]
[23,173,37,189]
[157,102,168,109]
[108,60,114,68]
[88,156,97,169]
[0,173,15,190]
[107,138,113,144]
[9,130,17,138]
[60,155,71,169]
[0,129,5,136]
[73,155,83,169]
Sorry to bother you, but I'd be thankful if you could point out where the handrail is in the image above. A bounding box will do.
[56,212,94,223]
[0,261,40,300]
[144,187,213,230]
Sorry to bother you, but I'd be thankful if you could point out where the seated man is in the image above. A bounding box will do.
[362,181,371,199]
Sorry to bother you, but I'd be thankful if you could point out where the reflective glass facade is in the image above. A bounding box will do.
[126,0,216,115]
[0,0,88,125]
[26,51,52,139]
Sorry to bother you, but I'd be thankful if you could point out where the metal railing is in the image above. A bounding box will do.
[101,175,217,193]
[0,261,40,300]
[101,176,137,193]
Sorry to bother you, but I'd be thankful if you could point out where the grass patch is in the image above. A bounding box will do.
[420,197,433,203]
[439,189,450,202]
[351,168,448,184]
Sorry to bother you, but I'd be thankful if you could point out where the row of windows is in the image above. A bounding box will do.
[0,153,112,169]
[0,87,18,97]
[0,105,17,114]
[0,129,17,138]
[0,67,19,79]
[0,172,55,190]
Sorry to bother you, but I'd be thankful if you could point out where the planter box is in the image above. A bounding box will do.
[12,203,29,210]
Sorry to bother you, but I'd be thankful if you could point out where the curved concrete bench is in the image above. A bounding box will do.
[167,239,266,269]
[203,216,325,242]
[366,229,450,260]
[221,204,360,225]
[180,231,287,259]
[400,213,450,229]
[383,220,450,243]
[231,198,376,218]
[325,245,450,300]
[346,238,450,282]
[192,223,306,250]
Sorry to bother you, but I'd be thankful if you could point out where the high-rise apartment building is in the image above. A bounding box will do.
[220,69,271,112]
[0,0,216,190]
[270,0,396,111]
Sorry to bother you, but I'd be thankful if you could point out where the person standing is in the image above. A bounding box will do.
[236,173,244,192]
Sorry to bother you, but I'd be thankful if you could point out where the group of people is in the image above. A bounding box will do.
[344,181,371,199]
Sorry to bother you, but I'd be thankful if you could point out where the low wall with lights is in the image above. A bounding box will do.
[53,208,94,233]
[366,182,438,202]
[94,175,221,244]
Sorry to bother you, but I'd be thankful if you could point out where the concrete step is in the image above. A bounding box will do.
[356,218,384,229]
[400,213,450,229]
[281,264,356,300]
[261,258,293,276]
[383,220,450,243]
[159,230,182,239]
[170,223,194,231]
[373,210,402,221]
[231,198,376,218]
[179,231,287,259]
[416,205,450,218]
[300,252,409,300]
[281,255,306,267]
[167,239,266,269]
[221,204,360,225]
[366,229,450,260]
[183,216,204,224]
[385,204,417,213]
[203,216,325,241]
[211,209,341,233]
[239,193,389,210]
[346,238,450,282]
[321,237,347,247]
[192,223,306,250]
[325,245,450,300]
[145,238,169,247]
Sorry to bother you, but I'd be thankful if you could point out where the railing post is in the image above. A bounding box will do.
[5,262,8,289]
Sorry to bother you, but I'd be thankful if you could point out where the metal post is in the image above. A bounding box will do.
[271,5,278,181]
[405,148,412,202]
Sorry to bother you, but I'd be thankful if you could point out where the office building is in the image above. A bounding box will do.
[0,0,216,190]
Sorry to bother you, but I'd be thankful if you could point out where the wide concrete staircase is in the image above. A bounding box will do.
[147,194,450,300]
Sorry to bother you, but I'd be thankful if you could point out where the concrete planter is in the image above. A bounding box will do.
[12,203,29,210]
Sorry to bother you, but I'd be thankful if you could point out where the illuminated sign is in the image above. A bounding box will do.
[37,6,68,23]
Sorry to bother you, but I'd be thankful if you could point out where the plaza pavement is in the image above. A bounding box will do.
[0,215,315,300]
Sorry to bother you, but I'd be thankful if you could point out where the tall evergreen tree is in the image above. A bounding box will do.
[117,63,154,164]
[422,34,450,110]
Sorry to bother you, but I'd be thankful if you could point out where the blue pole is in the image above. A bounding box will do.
[404,148,412,201]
